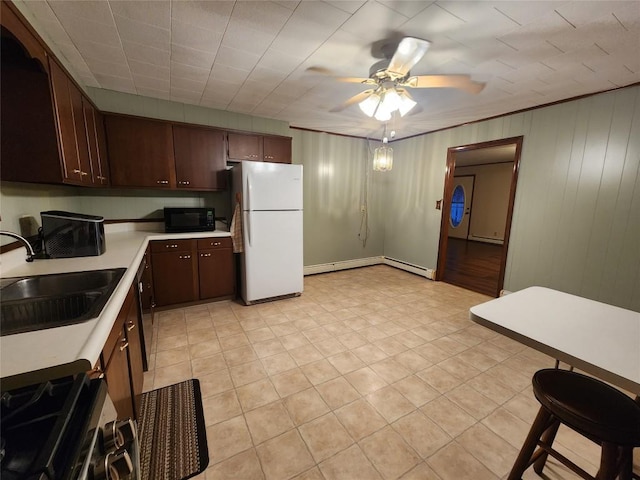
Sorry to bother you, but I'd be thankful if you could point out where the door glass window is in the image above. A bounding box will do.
[450,185,465,227]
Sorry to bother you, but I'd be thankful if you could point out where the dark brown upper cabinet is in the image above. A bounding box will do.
[83,98,109,185]
[105,115,176,189]
[228,132,291,163]
[173,125,227,190]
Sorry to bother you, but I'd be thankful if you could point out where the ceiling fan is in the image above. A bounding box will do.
[309,37,485,121]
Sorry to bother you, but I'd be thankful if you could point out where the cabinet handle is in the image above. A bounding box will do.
[179,255,191,259]
[119,339,129,351]
[212,242,221,246]
[156,180,169,184]
[178,180,190,185]
[200,253,211,257]
[127,321,135,331]
[81,171,89,176]
[265,155,273,160]
[166,244,178,249]
[90,365,105,379]
[73,169,82,174]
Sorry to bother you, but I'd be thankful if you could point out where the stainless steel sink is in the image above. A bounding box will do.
[0,268,126,336]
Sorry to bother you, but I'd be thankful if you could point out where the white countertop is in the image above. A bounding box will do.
[0,223,231,390]
[470,286,640,394]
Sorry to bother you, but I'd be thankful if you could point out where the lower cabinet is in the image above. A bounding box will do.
[151,237,234,307]
[100,284,144,420]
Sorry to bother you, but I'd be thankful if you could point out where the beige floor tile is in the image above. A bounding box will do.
[289,344,324,366]
[205,448,265,480]
[322,321,352,335]
[298,412,354,462]
[270,322,299,337]
[240,318,268,332]
[465,372,518,405]
[327,351,366,374]
[153,360,192,389]
[283,387,330,425]
[457,423,519,477]
[345,367,388,395]
[484,364,532,391]
[437,356,482,381]
[445,384,499,420]
[199,369,234,398]
[201,390,243,426]
[302,326,332,343]
[261,351,297,375]
[319,444,383,480]
[280,332,310,349]
[393,331,427,349]
[359,426,421,480]
[352,344,388,363]
[219,333,251,351]
[420,396,477,438]
[206,415,253,465]
[236,378,279,412]
[186,316,214,332]
[370,358,411,383]
[223,345,258,366]
[366,385,415,423]
[316,377,361,409]
[334,398,387,441]
[253,338,286,358]
[229,360,267,387]
[255,430,315,480]
[155,345,190,368]
[271,368,312,397]
[503,391,541,424]
[291,467,325,480]
[455,348,500,371]
[426,442,498,480]
[413,343,451,363]
[392,375,440,407]
[215,322,243,338]
[189,340,222,359]
[417,365,465,393]
[188,328,218,345]
[315,337,347,356]
[192,352,228,377]
[246,326,275,343]
[399,462,442,480]
[245,400,295,445]
[337,331,368,349]
[481,407,532,449]
[373,337,408,356]
[392,410,451,459]
[393,350,433,373]
[301,359,341,385]
[156,333,189,352]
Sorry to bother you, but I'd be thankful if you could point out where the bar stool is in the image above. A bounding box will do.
[507,368,640,480]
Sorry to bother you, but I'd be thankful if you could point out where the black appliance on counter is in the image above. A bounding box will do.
[0,374,139,480]
[163,207,215,233]
[41,211,106,258]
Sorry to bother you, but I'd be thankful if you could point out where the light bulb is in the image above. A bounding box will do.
[358,94,380,117]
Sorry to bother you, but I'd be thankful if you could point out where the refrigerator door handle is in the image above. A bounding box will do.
[246,210,252,247]
[246,175,251,212]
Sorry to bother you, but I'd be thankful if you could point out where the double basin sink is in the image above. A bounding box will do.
[0,268,126,336]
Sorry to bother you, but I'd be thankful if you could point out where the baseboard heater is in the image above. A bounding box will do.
[468,235,504,245]
[303,256,436,280]
[383,257,435,279]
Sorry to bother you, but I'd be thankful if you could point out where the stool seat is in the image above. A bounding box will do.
[533,369,640,446]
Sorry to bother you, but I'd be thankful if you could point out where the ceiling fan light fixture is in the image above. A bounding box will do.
[358,93,380,117]
[397,90,417,116]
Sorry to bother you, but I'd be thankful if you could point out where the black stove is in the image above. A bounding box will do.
[0,374,138,480]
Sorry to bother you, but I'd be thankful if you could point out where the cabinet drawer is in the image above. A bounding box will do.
[150,239,195,253]
[197,237,232,250]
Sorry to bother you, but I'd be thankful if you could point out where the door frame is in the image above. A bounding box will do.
[435,136,523,296]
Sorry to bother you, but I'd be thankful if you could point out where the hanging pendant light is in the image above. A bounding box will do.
[373,126,393,172]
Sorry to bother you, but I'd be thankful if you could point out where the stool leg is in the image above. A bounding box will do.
[533,417,561,474]
[596,442,619,480]
[618,446,633,480]
[507,406,553,480]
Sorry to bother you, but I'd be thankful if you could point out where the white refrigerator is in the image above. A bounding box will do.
[232,161,303,304]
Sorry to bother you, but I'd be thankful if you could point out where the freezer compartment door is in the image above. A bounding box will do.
[243,210,303,303]
[244,161,302,211]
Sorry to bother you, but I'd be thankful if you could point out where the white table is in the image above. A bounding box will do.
[470,286,640,395]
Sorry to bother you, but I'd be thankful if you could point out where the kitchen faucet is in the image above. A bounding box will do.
[0,231,35,262]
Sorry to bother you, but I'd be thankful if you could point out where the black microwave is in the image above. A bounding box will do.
[164,207,215,233]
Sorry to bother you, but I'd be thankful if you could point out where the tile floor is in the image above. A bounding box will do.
[143,265,639,480]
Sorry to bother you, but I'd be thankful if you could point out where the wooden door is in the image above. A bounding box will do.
[151,249,198,306]
[198,246,234,299]
[49,59,83,184]
[105,115,176,188]
[263,136,292,164]
[173,125,226,190]
[449,176,474,240]
[228,133,262,161]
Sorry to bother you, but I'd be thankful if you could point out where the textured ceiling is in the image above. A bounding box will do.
[18,0,640,140]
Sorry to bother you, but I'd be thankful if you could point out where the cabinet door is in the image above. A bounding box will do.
[173,125,226,190]
[198,247,235,300]
[124,287,144,418]
[94,111,110,185]
[263,136,292,164]
[49,59,83,184]
[151,249,198,306]
[102,310,135,420]
[105,115,176,188]
[83,99,109,185]
[69,83,92,184]
[1,2,48,72]
[228,133,262,161]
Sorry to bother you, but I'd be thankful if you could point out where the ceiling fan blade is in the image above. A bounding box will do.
[386,37,430,77]
[305,66,374,84]
[330,89,375,112]
[336,77,376,84]
[402,74,485,94]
